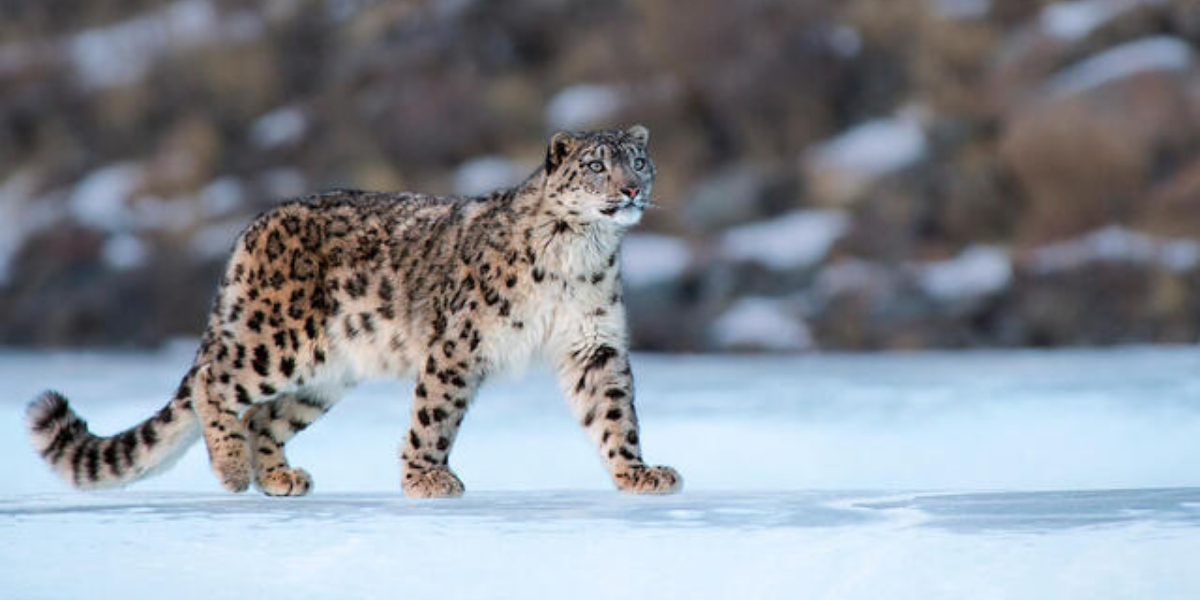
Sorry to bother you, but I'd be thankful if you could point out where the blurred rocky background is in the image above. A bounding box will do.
[2,0,1200,351]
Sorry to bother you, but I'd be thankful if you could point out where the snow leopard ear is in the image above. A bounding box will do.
[546,131,581,173]
[625,124,649,146]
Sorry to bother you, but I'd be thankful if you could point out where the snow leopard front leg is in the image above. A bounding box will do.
[400,355,483,498]
[557,342,682,494]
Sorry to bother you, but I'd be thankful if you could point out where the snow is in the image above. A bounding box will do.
[3,346,1200,598]
[1030,225,1200,274]
[101,233,150,271]
[930,0,992,21]
[620,233,691,288]
[199,176,246,217]
[0,169,50,285]
[69,0,263,90]
[1040,0,1164,42]
[719,210,850,270]
[1046,35,1194,98]
[806,117,928,177]
[803,115,929,203]
[918,245,1012,302]
[68,162,144,232]
[189,219,245,260]
[812,257,896,300]
[250,106,308,149]
[710,297,813,351]
[128,195,198,231]
[454,155,528,196]
[258,167,308,199]
[825,25,862,59]
[545,84,624,131]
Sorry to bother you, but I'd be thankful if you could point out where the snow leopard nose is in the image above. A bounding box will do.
[620,185,640,200]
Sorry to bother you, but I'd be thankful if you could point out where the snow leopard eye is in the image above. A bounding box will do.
[587,160,606,173]
[633,157,646,171]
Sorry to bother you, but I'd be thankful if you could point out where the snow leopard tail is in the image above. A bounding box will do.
[26,365,206,490]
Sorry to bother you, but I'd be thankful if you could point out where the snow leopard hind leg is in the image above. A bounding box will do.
[241,387,345,496]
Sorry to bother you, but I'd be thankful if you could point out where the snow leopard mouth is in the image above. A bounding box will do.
[600,197,647,217]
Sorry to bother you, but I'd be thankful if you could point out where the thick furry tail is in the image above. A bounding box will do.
[26,366,204,490]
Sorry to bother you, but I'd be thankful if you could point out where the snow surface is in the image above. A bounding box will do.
[3,346,1200,599]
[719,210,850,270]
[1046,35,1194,98]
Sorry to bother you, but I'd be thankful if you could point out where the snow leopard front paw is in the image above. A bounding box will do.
[403,466,465,498]
[614,465,683,495]
[257,467,313,497]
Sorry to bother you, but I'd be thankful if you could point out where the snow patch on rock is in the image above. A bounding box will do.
[454,156,527,196]
[825,25,862,58]
[200,176,245,217]
[1030,226,1200,274]
[1046,36,1193,98]
[813,258,897,300]
[545,84,623,131]
[930,0,992,21]
[259,168,307,199]
[719,210,849,270]
[102,233,149,271]
[69,163,144,232]
[250,106,308,149]
[918,246,1013,302]
[1040,0,1164,42]
[803,114,929,204]
[710,297,813,351]
[69,0,262,90]
[0,170,49,285]
[620,234,691,288]
[190,220,245,261]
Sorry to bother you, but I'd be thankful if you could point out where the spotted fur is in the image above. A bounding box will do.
[26,126,682,498]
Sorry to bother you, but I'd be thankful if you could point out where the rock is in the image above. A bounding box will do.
[681,162,799,233]
[1140,155,1200,237]
[988,0,1176,112]
[999,36,1199,242]
[1012,263,1199,346]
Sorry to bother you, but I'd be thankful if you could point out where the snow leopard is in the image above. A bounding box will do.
[26,125,682,498]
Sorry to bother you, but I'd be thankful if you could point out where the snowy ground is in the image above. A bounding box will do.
[3,345,1200,599]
